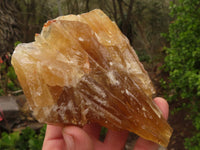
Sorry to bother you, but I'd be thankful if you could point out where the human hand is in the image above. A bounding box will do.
[42,97,169,150]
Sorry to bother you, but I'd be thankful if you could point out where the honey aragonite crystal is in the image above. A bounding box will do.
[11,9,172,147]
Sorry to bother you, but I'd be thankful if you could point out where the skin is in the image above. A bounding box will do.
[43,97,169,150]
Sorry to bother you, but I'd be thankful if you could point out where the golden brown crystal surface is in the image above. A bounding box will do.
[11,9,172,147]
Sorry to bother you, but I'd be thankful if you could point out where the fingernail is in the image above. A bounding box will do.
[63,131,75,150]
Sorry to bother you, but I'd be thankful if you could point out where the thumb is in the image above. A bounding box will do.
[62,126,94,150]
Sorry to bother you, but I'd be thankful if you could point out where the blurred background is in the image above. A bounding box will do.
[0,0,199,149]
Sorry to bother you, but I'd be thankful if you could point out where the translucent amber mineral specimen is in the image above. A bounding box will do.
[11,9,172,147]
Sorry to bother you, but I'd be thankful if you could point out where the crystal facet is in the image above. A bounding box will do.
[11,9,172,147]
